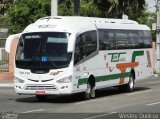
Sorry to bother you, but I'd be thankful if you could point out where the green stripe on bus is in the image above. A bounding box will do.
[78,72,130,85]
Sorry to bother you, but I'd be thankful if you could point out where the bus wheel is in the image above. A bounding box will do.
[118,73,135,92]
[36,95,47,101]
[83,77,96,100]
[126,73,135,92]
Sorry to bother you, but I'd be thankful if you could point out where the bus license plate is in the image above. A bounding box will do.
[36,91,46,95]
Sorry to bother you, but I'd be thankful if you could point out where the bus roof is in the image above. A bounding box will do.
[23,16,150,33]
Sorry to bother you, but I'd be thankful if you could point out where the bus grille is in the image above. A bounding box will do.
[24,85,57,91]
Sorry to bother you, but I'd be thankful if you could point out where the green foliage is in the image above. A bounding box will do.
[5,0,50,34]
[80,0,100,17]
[1,0,155,41]
[92,0,146,19]
[0,0,14,15]
[93,0,119,18]
[118,0,146,19]
[58,0,100,17]
[0,15,6,28]
[137,11,156,41]
[58,1,74,16]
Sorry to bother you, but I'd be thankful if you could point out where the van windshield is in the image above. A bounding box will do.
[15,32,72,70]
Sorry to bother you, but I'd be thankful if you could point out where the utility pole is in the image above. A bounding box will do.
[156,0,160,73]
[51,0,58,16]
[74,0,80,16]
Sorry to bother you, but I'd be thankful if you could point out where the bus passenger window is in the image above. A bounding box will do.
[138,31,144,48]
[98,29,115,50]
[81,31,97,56]
[115,31,128,49]
[143,31,152,48]
[128,32,138,49]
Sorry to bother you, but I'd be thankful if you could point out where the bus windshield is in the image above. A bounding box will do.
[15,32,72,70]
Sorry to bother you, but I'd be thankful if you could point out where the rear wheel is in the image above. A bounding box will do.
[126,73,135,92]
[118,73,135,92]
[36,95,47,101]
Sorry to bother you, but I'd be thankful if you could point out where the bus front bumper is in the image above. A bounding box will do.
[14,83,72,95]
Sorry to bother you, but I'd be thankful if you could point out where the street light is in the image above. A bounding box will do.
[74,0,80,16]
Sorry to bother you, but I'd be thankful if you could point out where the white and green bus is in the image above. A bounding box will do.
[6,16,153,100]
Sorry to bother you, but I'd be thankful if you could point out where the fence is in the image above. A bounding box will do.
[0,38,9,72]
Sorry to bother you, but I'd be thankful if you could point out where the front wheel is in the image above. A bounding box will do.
[82,83,95,100]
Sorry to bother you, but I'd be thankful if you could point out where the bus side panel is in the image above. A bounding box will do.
[74,48,153,92]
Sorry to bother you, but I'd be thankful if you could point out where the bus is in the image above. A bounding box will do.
[6,16,153,100]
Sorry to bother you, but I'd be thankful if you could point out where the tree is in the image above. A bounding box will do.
[58,0,74,16]
[93,0,145,19]
[137,11,156,41]
[119,0,146,20]
[0,0,14,28]
[5,0,50,33]
[93,0,119,18]
[0,0,14,15]
[4,0,147,34]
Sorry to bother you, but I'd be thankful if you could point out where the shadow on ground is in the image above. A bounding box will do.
[15,86,151,104]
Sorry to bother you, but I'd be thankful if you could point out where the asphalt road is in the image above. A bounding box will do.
[0,76,160,119]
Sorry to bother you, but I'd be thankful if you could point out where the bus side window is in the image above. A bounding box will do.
[99,29,109,50]
[98,29,114,50]
[74,36,83,65]
[115,31,128,49]
[108,31,115,50]
[81,31,97,56]
[98,30,106,50]
[138,31,144,48]
[143,31,152,48]
[128,32,138,49]
[74,31,97,65]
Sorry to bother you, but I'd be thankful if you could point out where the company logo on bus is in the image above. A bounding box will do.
[50,71,63,76]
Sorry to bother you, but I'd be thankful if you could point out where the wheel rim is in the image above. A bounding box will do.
[129,77,134,89]
[85,83,91,95]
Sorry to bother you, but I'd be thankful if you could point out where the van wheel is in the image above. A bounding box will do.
[118,73,135,92]
[36,95,47,101]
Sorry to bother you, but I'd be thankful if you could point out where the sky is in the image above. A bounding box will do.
[145,0,157,12]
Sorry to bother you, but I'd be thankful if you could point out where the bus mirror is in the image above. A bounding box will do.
[5,33,21,53]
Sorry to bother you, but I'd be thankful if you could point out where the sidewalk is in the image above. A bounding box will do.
[0,79,14,88]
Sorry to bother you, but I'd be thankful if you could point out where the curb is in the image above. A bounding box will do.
[0,83,14,88]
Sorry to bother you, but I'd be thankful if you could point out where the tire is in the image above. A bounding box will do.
[36,95,47,101]
[82,82,95,100]
[126,73,135,92]
[118,73,135,92]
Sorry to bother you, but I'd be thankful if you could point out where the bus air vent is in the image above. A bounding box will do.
[24,85,57,91]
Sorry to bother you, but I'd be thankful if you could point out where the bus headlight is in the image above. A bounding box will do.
[56,75,72,83]
[14,76,25,83]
